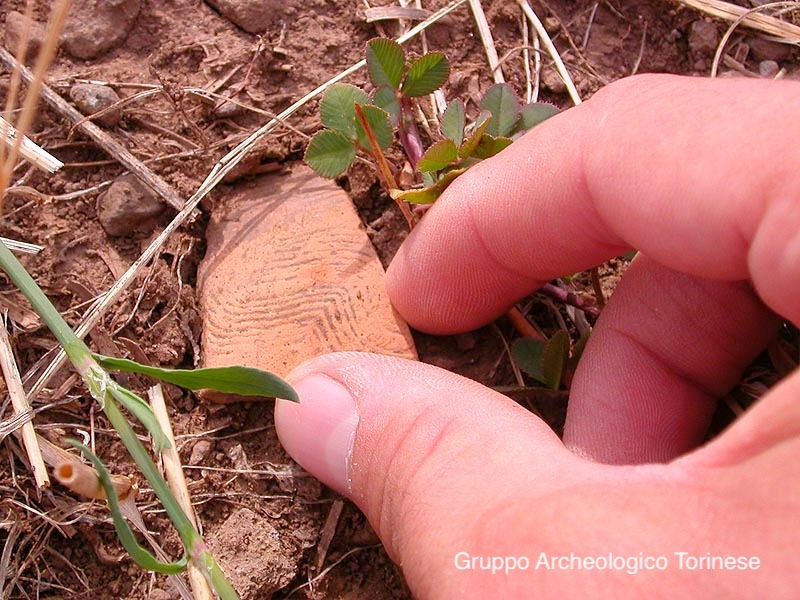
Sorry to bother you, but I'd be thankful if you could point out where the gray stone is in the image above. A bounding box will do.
[97,174,165,237]
[759,60,780,78]
[61,0,140,60]
[688,20,718,55]
[749,36,792,61]
[204,0,282,34]
[541,67,566,94]
[4,11,47,59]
[69,84,123,127]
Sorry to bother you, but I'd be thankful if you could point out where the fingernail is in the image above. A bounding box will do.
[274,373,358,495]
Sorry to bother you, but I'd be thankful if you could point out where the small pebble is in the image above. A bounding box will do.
[749,36,792,62]
[759,60,780,78]
[189,439,214,465]
[69,83,123,127]
[205,0,284,34]
[97,174,165,237]
[688,20,718,55]
[541,67,566,94]
[4,11,47,59]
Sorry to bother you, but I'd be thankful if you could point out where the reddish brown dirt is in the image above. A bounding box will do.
[0,0,797,598]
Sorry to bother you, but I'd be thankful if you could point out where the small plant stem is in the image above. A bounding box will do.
[539,282,600,317]
[354,104,416,228]
[506,306,546,341]
[589,267,606,309]
[398,98,424,169]
[0,241,238,599]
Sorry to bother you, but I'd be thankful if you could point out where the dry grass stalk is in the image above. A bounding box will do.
[468,0,506,83]
[365,6,430,21]
[52,459,133,501]
[0,0,71,210]
[0,318,48,488]
[0,116,64,174]
[673,0,800,40]
[516,0,582,106]
[148,384,213,600]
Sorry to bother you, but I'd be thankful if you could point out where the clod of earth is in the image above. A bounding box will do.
[69,83,122,127]
[61,0,140,60]
[4,11,47,59]
[204,0,285,34]
[198,165,417,401]
[206,508,307,599]
[96,173,165,236]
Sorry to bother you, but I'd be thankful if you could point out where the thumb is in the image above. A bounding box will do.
[274,352,583,595]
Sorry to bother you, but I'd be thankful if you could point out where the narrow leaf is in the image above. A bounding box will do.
[541,330,570,390]
[401,52,449,97]
[480,83,520,138]
[390,168,467,204]
[471,134,513,159]
[512,337,546,383]
[366,38,405,90]
[319,84,369,138]
[440,99,465,146]
[373,85,400,126]
[355,105,393,151]
[458,111,492,159]
[512,102,559,136]
[304,130,356,178]
[94,354,299,401]
[67,440,189,575]
[417,139,458,172]
[107,382,171,451]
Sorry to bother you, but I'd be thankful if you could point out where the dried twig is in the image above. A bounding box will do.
[148,385,213,600]
[0,319,48,488]
[314,500,345,573]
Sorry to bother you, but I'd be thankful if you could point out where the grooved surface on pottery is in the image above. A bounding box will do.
[198,165,417,396]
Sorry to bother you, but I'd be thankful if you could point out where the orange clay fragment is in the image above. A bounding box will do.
[198,164,417,402]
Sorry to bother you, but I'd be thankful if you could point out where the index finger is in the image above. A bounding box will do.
[386,74,800,333]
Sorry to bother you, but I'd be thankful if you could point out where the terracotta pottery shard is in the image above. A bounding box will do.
[198,165,417,401]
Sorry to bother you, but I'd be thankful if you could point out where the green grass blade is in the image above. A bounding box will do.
[94,354,299,401]
[480,83,520,138]
[106,381,171,451]
[401,52,449,97]
[319,84,369,138]
[304,129,356,178]
[440,99,465,146]
[66,440,189,575]
[366,38,405,89]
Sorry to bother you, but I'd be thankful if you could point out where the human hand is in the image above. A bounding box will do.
[275,74,800,597]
